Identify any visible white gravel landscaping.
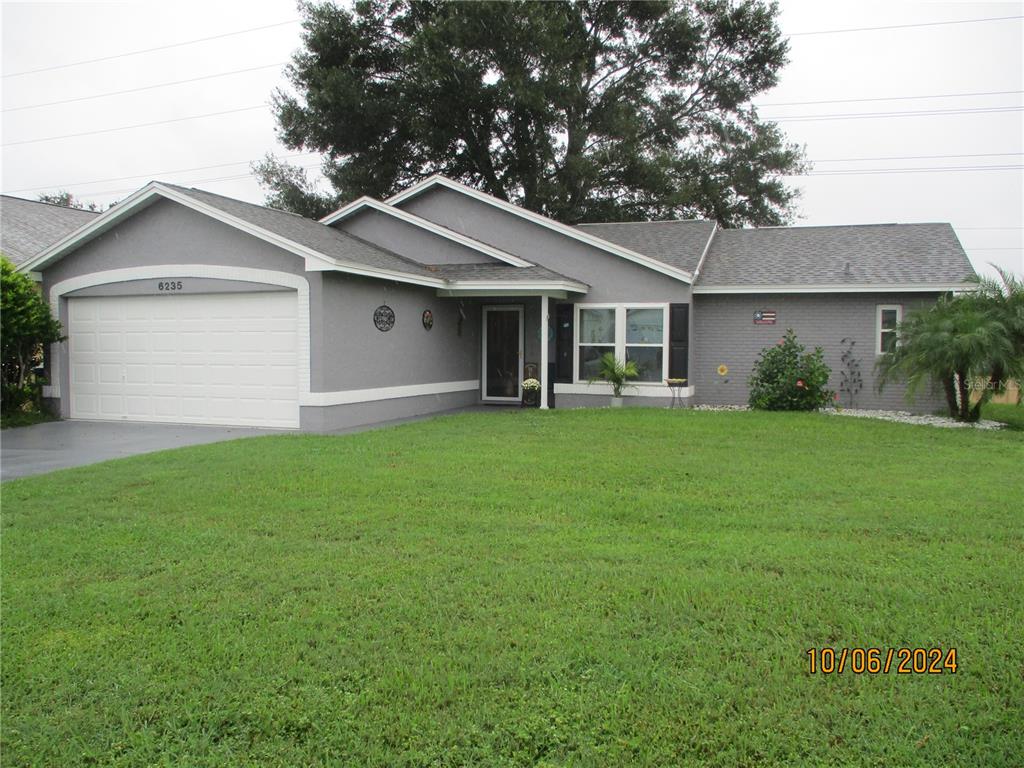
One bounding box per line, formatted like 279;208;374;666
689;403;1004;429
822;408;1004;430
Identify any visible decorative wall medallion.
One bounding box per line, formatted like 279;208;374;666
422;309;434;330
374;305;395;332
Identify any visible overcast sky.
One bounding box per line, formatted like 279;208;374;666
1;1;1021;279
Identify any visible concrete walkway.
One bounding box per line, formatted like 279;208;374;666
1;420;280;481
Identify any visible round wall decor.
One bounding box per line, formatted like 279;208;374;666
422;309;434;330
373;305;395;332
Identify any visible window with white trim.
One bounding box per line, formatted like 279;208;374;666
877;304;902;354
576;304;668;383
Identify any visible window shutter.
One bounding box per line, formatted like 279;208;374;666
669;303;689;381
555;303;573;382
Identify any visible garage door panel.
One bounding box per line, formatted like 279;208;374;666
68;292;299;428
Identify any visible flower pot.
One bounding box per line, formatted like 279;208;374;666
522;388;539;408
610;396;624;408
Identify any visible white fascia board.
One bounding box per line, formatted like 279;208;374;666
17;183;164;273
438;288;569;299
386;175;694;284
691;224;718;281
17;183;445;290
320;196;534;268
692;283;971;294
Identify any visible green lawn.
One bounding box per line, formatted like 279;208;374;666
2;410;1022;767
983;401;1024;430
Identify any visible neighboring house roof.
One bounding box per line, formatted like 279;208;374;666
694;223;975;293
574;220;717;275
0;195;99;265
384;174;695;283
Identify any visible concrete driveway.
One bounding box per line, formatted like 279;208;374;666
1;420;281;481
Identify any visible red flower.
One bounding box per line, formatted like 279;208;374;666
834;392;840;400
796;379;805;388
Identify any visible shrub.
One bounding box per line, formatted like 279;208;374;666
1;257;63;415
748;329;834;411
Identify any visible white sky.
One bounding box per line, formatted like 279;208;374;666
1;0;1021;279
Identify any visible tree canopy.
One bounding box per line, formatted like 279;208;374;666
256;0;805;224
36;191;100;211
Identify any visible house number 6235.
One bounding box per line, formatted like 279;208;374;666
158;281;184;291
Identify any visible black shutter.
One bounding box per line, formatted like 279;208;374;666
669;303;689;381
555;303;574;382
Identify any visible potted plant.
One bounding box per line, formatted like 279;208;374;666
522;377;541;407
589;352;639;407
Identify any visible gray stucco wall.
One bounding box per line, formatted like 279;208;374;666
334;207;491;264
397;186;693;304
316;272;480;390
37;198;486;429
692;292;947;412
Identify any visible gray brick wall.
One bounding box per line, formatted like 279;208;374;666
692;292;947;412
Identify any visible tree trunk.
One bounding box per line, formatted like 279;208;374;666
942;375;958;418
956;369;971;421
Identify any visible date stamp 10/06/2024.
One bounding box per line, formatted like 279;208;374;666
806;647;958;675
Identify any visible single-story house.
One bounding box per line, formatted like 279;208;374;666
11;175;974;430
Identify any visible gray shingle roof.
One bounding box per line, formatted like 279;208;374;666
428;262;587;285
575;220;716;274
164;184;439;278
1;195;99;264
697;223;975;287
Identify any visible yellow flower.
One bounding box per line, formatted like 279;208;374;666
717;364;729;376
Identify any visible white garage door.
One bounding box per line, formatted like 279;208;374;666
68;291;300;428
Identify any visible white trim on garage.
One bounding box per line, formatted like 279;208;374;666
47;266;311;402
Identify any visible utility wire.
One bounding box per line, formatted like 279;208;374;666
1;153;321;194
2;20;299;78
814;151;1023;162
0;105;268;147
756;89;1024;107
767;105;1023;122
787;14;1023;36
2;63;288;113
797;165;1023;176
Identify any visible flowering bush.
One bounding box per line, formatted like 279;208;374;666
522;378;541;391
748;329;834;411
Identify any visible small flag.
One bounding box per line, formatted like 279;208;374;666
753;310;777;325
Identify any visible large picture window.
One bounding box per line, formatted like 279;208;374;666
575;304;668;383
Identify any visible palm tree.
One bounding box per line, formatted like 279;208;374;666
967;266;1024;399
878;291;1014;421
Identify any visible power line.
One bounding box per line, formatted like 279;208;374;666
2;19;299;78
0;105;268;147
797;165;1023;176
814;152;1024;162
2;63;288;113
957;226;1024;230
787;15;1023;36
1;153;320;194
71;161;325;199
756;89;1024;107
767;105;1023;122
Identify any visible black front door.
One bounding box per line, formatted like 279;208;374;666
484;307;521;399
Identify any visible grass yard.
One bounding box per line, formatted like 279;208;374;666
983;401;1024;430
2;409;1022;767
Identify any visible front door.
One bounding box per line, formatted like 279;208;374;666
482;305;523;401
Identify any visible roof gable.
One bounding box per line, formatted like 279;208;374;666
320;196;533;267
574;220;717;276
385;175;693;283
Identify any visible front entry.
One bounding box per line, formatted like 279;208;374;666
482;305;523;402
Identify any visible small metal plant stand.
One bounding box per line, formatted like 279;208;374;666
666;378;687;408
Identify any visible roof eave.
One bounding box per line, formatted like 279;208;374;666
692;282;975;294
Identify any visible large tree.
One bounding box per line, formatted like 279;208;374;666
256;0;805;224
